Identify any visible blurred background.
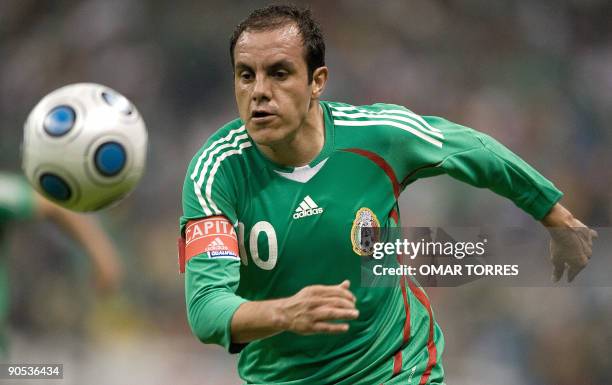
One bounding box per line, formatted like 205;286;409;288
0;0;610;384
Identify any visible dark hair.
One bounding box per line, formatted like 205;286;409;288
230;5;325;83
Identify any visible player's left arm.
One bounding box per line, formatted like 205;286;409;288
399;114;596;282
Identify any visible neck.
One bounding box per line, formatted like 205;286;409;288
257;102;325;167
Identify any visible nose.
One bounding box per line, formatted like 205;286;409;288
252;75;271;103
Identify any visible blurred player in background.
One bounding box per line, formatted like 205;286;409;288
0;172;123;356
180;5;596;384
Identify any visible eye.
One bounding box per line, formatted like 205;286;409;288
239;71;253;81
273;70;289;80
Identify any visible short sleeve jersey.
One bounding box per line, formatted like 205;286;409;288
180;101;562;384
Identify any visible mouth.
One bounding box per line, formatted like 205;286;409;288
251;110;276;123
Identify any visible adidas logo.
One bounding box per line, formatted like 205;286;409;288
293;195;324;219
206;237;227;251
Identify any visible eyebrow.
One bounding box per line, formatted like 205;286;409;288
234;59;296;72
268;59;295;71
234;62;253;73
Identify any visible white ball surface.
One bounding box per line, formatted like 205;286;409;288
22;83;148;211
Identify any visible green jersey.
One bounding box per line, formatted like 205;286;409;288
0;173;36;224
180;101;562;384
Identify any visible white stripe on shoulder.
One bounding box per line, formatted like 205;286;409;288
331;105;442;134
194;135;250;215
333;119;443;148
194;180;213;216
205;141;252;215
191;126;250;216
329;105;356;111
195;133;250;187
190;125;246;180
330;110;443;139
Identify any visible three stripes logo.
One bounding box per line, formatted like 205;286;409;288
206;237;227;252
293;195;324;219
205;236;237;259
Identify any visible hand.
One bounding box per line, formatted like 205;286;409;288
278;280;359;334
542;204;597;283
549;222;597;282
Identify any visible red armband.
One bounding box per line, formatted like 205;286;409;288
178;216;239;273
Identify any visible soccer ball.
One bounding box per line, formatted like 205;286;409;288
22;83;148;212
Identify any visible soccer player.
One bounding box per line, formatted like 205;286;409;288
180;5;596;384
0;172;123;355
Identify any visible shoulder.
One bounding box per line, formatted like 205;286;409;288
182;119;251;220
325;100;428;130
325;101;444;148
325;100;418;115
185;118;253;183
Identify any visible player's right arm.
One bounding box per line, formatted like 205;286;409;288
230;280;358;344
181;141;358;351
182;218;358;348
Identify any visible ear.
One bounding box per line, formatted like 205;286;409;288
311;66;328;99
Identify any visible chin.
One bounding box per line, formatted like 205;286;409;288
246;124;292;147
250;133;286;147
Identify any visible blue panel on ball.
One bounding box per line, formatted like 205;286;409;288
40;173;71;201
44;106;75;136
94;142;126;176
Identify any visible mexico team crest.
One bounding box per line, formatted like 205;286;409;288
351;208;380;256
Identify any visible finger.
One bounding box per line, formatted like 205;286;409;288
585;242;593;259
330;280;355;301
338;280;356;301
551;259;565;283
311;322;350;334
324;298;358;310
319;287;356;303
313;307;359;322
308;285;356;302
307;297;357;310
590;229;598;240
567;263;586;283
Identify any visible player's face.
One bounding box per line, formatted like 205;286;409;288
233;24;318;146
